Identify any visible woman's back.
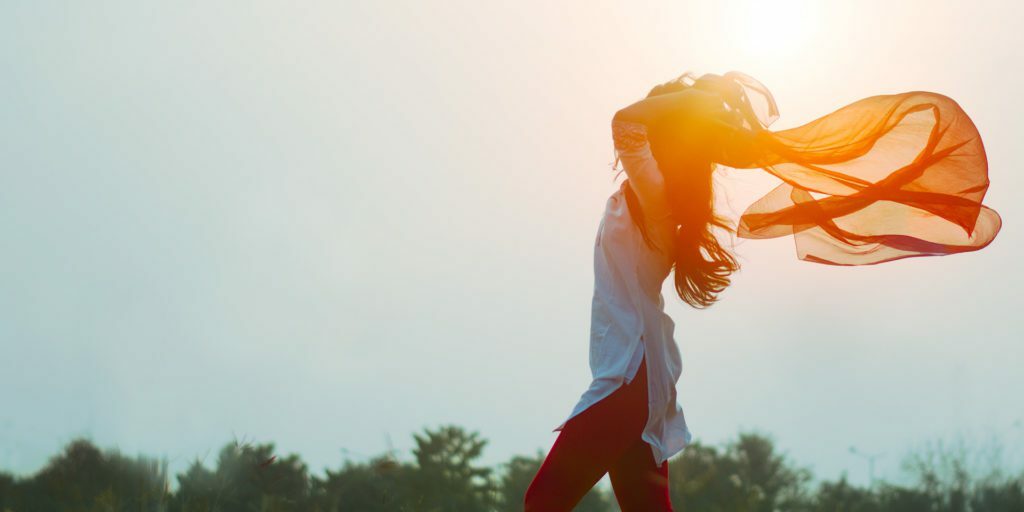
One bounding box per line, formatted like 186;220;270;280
553;119;692;470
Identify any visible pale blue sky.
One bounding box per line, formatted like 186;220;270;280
2;0;1022;488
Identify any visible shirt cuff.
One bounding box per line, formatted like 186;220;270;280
612;119;649;152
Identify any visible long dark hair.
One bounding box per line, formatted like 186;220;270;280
622;75;743;309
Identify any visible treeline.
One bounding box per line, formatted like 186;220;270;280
1;424;1022;511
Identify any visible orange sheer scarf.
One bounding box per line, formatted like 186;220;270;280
703;71;1001;265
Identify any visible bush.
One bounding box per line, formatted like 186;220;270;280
1;428;1022;512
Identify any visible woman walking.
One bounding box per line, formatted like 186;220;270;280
523;71;1001;511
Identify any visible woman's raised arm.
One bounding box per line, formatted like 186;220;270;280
612;88;701;127
614;87;755;155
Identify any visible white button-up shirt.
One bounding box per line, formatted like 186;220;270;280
553;119;692;469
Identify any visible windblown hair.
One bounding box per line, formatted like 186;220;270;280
622;75;742;309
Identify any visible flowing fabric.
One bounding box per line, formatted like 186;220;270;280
688;71;1002;265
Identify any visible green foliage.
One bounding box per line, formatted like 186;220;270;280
407;425;496;511
494;449;611;512
315;424;611;511
1;428;1023;511
312;454;417;512
0;438;170;512
170;438;311;512
495;451;544;512
668;432;810;512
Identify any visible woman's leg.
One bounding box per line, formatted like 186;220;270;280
521;416;618;511
523;357;650;512
607;438;673;511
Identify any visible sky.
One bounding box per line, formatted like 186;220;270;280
2;0;1023;490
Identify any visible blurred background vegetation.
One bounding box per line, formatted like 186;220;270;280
1;425;1022;512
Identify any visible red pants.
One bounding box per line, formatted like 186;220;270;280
524;354;673;511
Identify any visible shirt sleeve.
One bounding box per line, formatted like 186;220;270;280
611;119;676;244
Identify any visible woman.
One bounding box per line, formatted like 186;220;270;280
523;71;1001;511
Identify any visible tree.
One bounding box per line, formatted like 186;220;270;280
0;471;18;512
495;449;613;512
3;425;1024;511
312;455;418;512
170;438;310;512
496;451;544;512
969;478;1024;512
407;424;497;512
808;475;880;512
668;432;810;512
8;438;169;512
730;432;811;511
